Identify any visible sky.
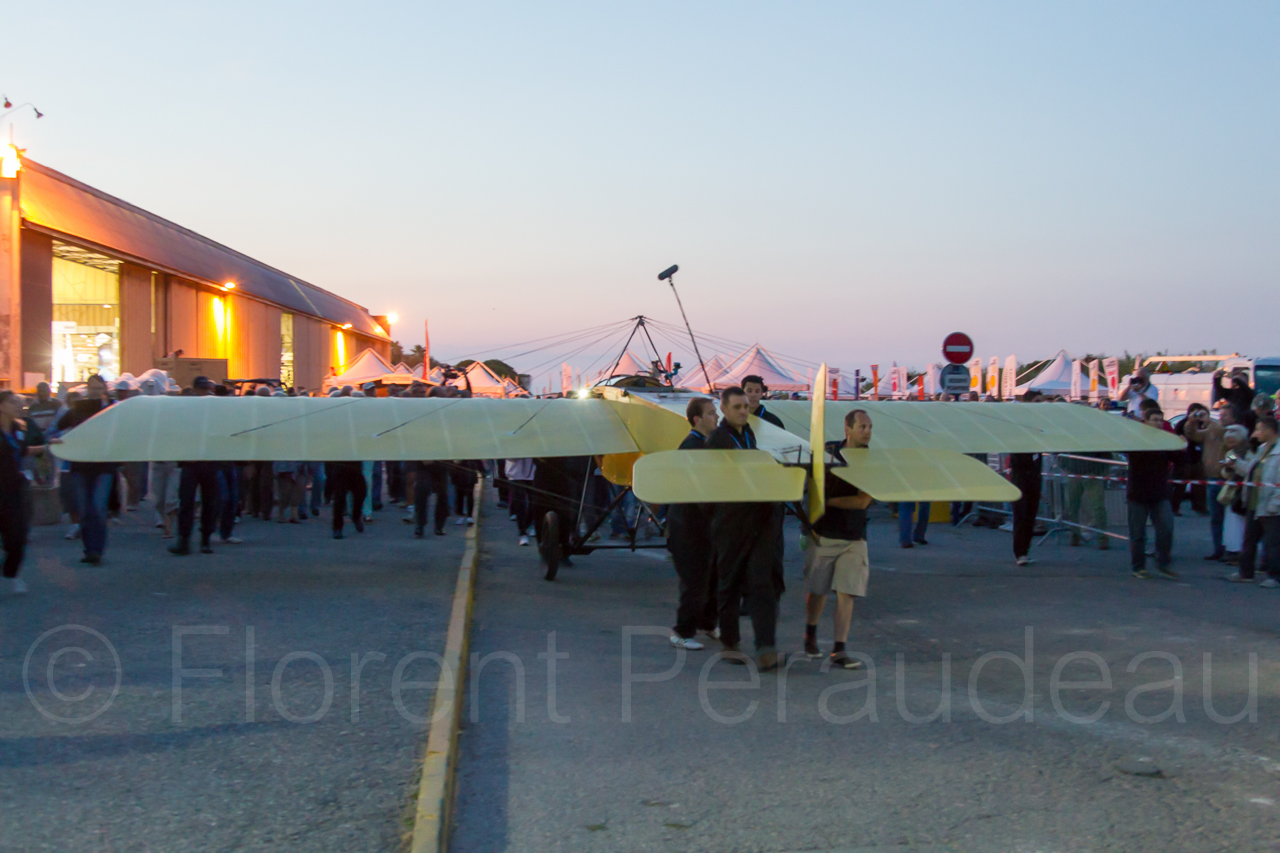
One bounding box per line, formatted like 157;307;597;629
5;2;1277;387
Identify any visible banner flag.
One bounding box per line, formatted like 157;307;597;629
968;358;982;393
1089;360;1100;402
1002;355;1017;399
1070;360;1083;400
987;356;999;396
1104;357;1120;398
871;364;879;400
561;363;572;396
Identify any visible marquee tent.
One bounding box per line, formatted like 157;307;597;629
711;345;808;393
675;354;728;391
1014;350;1080;396
392;362;413;375
449;360;512;398
594;351;653;384
323;348;394;391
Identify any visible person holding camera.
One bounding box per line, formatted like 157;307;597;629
1229;415;1280;587
1185;403;1239;560
1213;367;1254;412
1118;367;1159;419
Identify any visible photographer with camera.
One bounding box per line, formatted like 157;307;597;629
1184;403;1237;560
1118;367;1159;419
1213;367;1254;412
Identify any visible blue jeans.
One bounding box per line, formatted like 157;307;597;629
218;465;238;539
1127;499;1174;571
899;502;929;545
371;462;383;508
73;470;115;557
308;463;326;513
1207;484;1225;556
610;484;636;536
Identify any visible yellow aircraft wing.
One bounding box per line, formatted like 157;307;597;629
631;449;806;504
51;396;679;462
767;400;1184;453
808;365;827;523
645;395;810;463
832;448;1021;503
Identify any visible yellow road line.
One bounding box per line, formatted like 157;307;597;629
410;480;482;853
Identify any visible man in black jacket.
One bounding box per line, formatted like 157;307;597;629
1127;406;1177;580
171;377;221;556
57;375;116;565
707;387;783;671
667;397;720;650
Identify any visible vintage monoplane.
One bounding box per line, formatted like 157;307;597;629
54;363;1182;578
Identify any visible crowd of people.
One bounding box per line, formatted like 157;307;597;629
3;366;1278;667
0;373;491;595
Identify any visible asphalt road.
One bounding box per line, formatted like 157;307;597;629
454;493;1280;853
0;502;465;853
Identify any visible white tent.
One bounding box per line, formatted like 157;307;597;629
450;361;510;398
1014;350;1080;396
594;351;652;384
392;362;413;375
711;345;808;393
501;377;530;398
676;354;728;391
324;348;394;390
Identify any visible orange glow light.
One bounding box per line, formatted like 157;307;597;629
342;323;352;330
223;281;236;290
0;144;20;179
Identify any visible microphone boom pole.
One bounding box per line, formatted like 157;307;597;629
658;265;713;392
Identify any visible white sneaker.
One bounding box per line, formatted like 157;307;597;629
701;627;721;640
509;513;517;521
519;535;530;546
455;517;466;526
11;577;27;594
1016;556;1034;566
64;524;81;540
669;635;704;650
467;517;475;526
219;535;243;544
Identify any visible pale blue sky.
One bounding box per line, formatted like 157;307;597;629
6;2;1277;385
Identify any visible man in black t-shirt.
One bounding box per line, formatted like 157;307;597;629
667;397;720;650
803;408;874;670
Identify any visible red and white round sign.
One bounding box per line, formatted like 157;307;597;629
942;332;973;365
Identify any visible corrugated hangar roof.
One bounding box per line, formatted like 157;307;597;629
19;159;388;340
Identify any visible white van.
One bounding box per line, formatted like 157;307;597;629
1146;356;1280;418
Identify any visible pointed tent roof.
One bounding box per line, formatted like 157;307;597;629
501;377;529;397
711;345;808;392
597;351;652;383
450;361;510;397
324;348;394;389
392;362;413;375
1015;350;1079;395
676;354;728;390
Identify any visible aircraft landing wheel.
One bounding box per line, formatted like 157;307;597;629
541;511;561;581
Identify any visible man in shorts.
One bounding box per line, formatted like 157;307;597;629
803;408;874;670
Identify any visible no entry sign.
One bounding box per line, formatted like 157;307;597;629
942;332;973;365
